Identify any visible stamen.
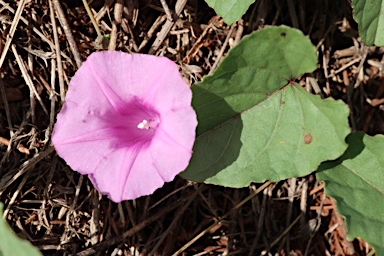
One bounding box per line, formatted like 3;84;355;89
137;119;150;129
137;118;159;130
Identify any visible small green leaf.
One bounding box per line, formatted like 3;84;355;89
352;0;384;46
317;132;384;255
205;0;255;24
0;204;42;256
181;26;350;186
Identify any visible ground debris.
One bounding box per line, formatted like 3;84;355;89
0;0;379;255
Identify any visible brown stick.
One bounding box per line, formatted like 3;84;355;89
49;0;65;103
108;0;124;51
0;0;26;69
52;0;82;68
0;136;29;154
148;0;187;54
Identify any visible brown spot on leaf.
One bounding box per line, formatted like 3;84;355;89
280;101;285;104
304;133;313;144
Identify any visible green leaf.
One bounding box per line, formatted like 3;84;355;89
181;26;351;186
205;0;255;24
193;26;318;136
0;204;42;256
183;84;350;186
317;132;384;255
352;0;384;46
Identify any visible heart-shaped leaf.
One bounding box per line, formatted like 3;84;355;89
193;26;319;136
317;132;384;255
181;26;350;186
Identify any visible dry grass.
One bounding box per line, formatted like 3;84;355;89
0;0;382;255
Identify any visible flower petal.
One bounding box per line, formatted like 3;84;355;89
89;146;165;202
52;51;197;202
155;107;198;155
52;101;114;174
84;51;192;113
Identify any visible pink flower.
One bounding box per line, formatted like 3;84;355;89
52;51;197;202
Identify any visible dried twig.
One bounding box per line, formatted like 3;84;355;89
304;192;325;256
172;181;271;256
0;0;26;69
148;0;187;54
234;19;244;45
248;185;268;256
74;193;197;256
138;15;166;52
285;178;296;253
82;0;104;48
3;168;31;218
0;146;55;195
261;213;303;253
183;16;221;64
49;0;64;103
0;0;55;49
0;136;29;154
52;0;82;68
160;0;173;21
208;23;236;75
108;0;124;50
0;74;13;137
11;44;49;116
149;185;203;254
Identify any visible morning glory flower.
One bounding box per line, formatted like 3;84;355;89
52;51;197;202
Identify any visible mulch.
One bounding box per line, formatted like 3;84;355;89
0;0;381;255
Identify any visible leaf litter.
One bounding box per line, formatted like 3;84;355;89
0;0;381;255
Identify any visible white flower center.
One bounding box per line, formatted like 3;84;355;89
137;119;158;130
